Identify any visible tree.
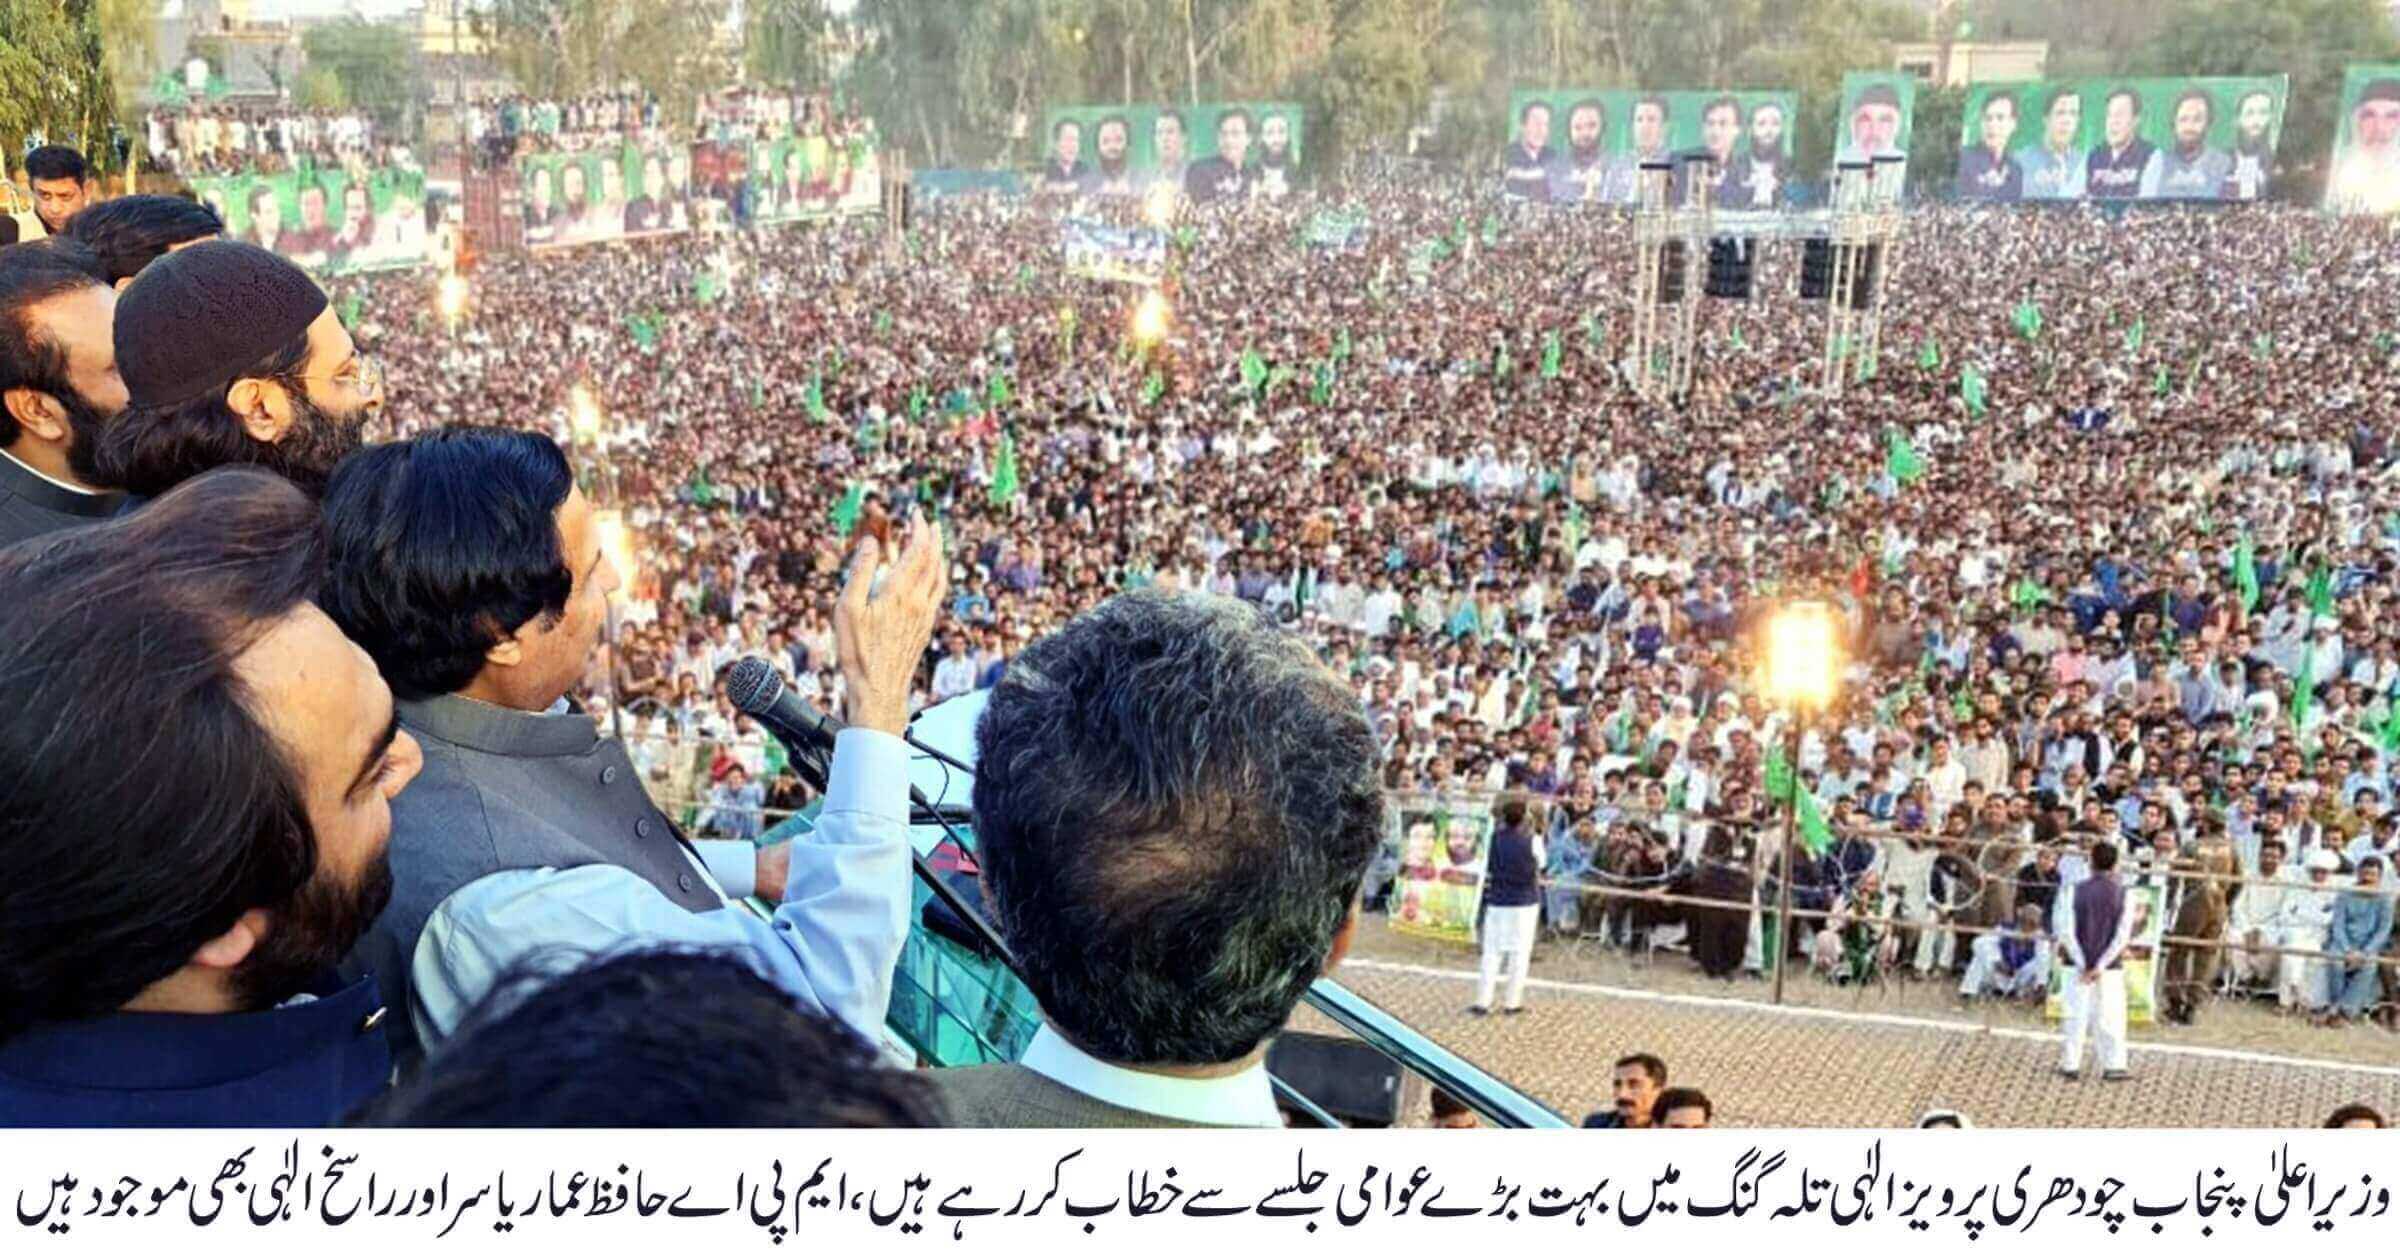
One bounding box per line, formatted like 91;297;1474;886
301;18;415;126
0;0;120;174
746;0;835;87
475;0;732;129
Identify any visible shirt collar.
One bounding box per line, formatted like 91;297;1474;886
400;692;602;758
0;447;120;515
1019;1025;1282;1128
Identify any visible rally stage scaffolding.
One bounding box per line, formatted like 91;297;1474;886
1627;155;1907;404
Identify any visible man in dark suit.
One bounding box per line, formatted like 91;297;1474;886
0;240;125;547
931;590;1383;1127
0;470;423;1126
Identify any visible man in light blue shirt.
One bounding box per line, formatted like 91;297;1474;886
323;429;949;1064
2017;87;2088;200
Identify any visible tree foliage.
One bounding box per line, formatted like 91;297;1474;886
301;18;416;125
0;0;120;173
474;0;733;131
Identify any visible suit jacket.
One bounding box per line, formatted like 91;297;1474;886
0;450;121;551
928;1063;1260;1129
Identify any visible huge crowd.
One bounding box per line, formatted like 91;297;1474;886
328;181;2400;1032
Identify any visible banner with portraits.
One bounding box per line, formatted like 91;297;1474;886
1833;71;1916;190
1036;103;1304;204
1060;218;1167;286
2326;64;2400;215
743;132;882;225
1501;89;1802;208
1956;77;2288;203
190;165;429;276
1386;794;1493;948
519;141;695;250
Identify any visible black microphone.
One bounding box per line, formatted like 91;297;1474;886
724;656;838;793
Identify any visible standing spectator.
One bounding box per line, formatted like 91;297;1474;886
2058;841;2133;1081
1473;795;1543;1016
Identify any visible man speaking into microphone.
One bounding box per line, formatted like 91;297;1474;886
320;428;945;1067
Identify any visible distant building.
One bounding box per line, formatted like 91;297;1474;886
1893;41;2049;89
152;0;304;105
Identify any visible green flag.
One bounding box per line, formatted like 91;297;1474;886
1332;327;1352;364
1730;325;1748;353
2380;697;2400;754
1563;500;1588;557
1310;359;1335;406
1539;330;1562;379
2252;333;2274;360
907;387;928;420
1014;262;1033;293
1918;336;1941;369
1493;342;1512;379
1960;365;1988;419
874;310;892;336
2154;366;2172;397
988;430;1020;507
1239;348;1268;395
693;270;724;304
2125;317;2144;354
1762;746;1833;857
1886;429;1927;485
2294;639;2318;732
1141;371;1165;407
2011;578;2052;611
626;312;661;350
1582;313;1601;349
2305;564;2334;619
829;481;864;537
337;290;365;330
803;369;831;424
989;374;1011;411
2011;300;2042;339
2233;535;2260;613
748;375;765;410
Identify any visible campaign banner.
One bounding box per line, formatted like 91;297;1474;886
1387;794;1492;947
1037;103;1304;204
1834;71;1916;192
1500;89;1801;207
520;141;695;250
2045;875;2168;1027
2326;64;2400;215
1957;77;2288;203
191;165;428;276
1060;218;1167;286
1305;206;1367;250
744;132;881;225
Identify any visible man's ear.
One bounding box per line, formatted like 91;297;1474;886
226;377;295;445
1321;900;1361;977
1;386;66;445
187;908;269;972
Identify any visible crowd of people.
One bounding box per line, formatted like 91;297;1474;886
460;90;666;162
5;130;2400;1130
325;177;2400;1037
142;103;403;178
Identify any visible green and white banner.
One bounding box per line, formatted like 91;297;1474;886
1502;89;1802;207
191;164;429;276
1956;77;2288;203
2326;64;2400;215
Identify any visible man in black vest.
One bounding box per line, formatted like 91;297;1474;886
2058;839;2134;1080
0;470;421;1125
1475;795;1544;1015
322;428;944;1070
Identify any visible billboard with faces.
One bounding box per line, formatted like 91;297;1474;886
189;164;429;276
520;141;697;250
1956;77;2288;203
2326;64;2400;215
1501;89;1803;207
1832;71;1916;193
1037;103;1304;203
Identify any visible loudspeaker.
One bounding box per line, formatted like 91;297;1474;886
1705;235;1755;300
1799;237;1833;301
1846;242;1881;311
1267;1033;1405;1127
1656;239;1687;304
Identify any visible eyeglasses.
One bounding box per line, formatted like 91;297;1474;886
285;352;383;398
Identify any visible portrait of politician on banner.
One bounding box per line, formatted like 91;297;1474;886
2327;65;2400;215
1039;103;1304;204
1388;796;1493;948
191;165;429;276
1502;89;1799;207
1835;71;1914;183
1960;78;2285;204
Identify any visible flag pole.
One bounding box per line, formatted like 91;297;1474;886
1771;711;1803;1007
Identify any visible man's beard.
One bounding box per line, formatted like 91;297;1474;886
227;850;393;1012
58;388;117;486
1099;154;1126;177
261;393;370;496
1571;141;1602;167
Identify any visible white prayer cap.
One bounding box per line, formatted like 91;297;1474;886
2308;849;2341;873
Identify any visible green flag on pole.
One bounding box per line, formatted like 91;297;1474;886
989;374;1012;411
2154;366;2172;397
2011;300;2042;339
829;481;864;537
1239;348;1268;395
988;431;1020;507
2125;317;2144;354
1141;371;1165;407
1539;330;1562;379
1960;364;1988;418
2294;639;2319;732
1763;746;1833;857
2380;697;2400;754
1918;336;1941;369
1310;359;1336;406
803;369;831;424
907;387;928;420
2305;563;2335;619
1886;428;1927;485
2234;534;2260;613
626;311;660;350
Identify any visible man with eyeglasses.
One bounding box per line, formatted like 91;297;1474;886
94;241;385;508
